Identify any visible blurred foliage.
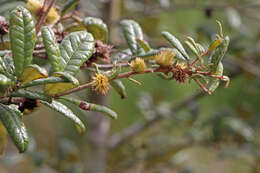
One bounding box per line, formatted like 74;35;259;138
0;0;260;173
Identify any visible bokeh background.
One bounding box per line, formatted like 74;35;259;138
0;0;260;173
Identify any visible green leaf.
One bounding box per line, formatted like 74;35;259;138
0;74;12;86
120;20;144;55
60;97;118;119
61;0;80;17
9;6;36;77
20;64;48;85
40;100;86;133
161;31;189;60
59;31;95;76
7;89;52;103
82;17;108;43
208;62;223;93
42;26;63;72
21;76;67;88
0;103;28;153
110;80;127;99
209;36;229;72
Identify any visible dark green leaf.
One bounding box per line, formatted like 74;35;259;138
7;89;52;103
0;103;28;153
21;76;67;88
42;26;63;72
9;6;36;77
110;80;127;99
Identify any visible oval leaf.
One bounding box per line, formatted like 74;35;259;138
9;6;36;77
83;17;108;43
120;20;144;55
0;74;12;86
59;31;95;76
0;104;28;153
110;80;127;99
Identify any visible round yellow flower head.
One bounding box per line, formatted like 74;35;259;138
155;50;175;67
130;58;146;72
26;0;59;24
92;73;110;95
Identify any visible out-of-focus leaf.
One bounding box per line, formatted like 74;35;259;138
20;64;48;85
7;89;52;103
40;100;86;133
83;17;108;43
59;31;94;76
185;40;200;57
208;38;223;53
0;103;28;153
226;8;241;29
60;97;118;119
42;26;63;72
61;0;80;17
0;121;7;156
209;36;229;72
44;72;79;95
110;80;127;99
9;6;36;77
0;74;12;86
208;62;223;93
161;31;189;60
120;20;144;55
136;38;152;52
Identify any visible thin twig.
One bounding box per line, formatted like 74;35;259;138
36;0;57;36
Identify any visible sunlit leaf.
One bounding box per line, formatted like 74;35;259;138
0;121;7;156
0;74;12;86
20;64;48;85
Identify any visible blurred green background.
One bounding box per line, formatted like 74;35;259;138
0;0;260;173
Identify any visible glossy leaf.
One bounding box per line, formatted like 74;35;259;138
42;26;63;72
7;89;52;103
60;97;118;119
40;100;86;133
44;72;79;95
161;31;189;60
0;121;7;156
0;104;28;153
110;80;127;99
20;64;48;85
61;0;80;16
120;20;144;55
22;76;67;88
59;31;94;76
9;6;36;77
0;74;12;86
83;17;108;43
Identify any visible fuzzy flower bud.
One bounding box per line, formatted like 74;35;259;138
155;50;175;67
92;73;110;95
130;58;146;72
